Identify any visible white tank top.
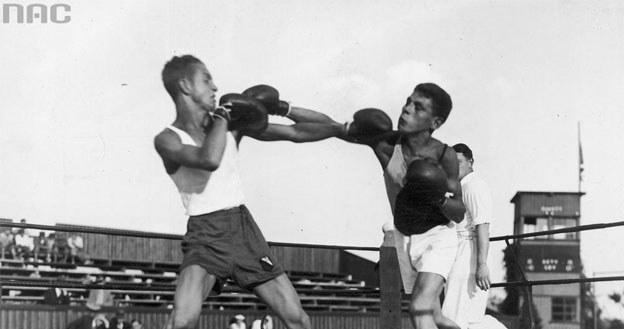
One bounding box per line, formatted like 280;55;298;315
167;125;245;216
382;140;450;216
383;141;407;215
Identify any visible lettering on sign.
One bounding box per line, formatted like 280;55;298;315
541;205;563;215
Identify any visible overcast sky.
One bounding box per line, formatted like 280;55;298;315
1;0;624;297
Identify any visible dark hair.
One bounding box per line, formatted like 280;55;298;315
162;55;204;99
414;83;452;123
452;143;473;161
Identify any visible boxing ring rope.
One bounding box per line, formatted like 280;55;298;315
0;222;379;251
2;220;624;329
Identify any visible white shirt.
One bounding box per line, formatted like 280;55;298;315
455;172;492;232
15;233;34;249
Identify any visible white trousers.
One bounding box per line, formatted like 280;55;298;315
442;234;489;329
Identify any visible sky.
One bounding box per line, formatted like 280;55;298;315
1;0;624;298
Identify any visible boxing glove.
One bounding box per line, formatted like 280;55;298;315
345;108;393;143
219;93;269;133
403;159;448;205
393;159;449;235
242;84;291;116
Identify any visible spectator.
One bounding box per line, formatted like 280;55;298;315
67;233;85;264
14;229;34;260
228;314;247;329
251;315;273;329
85;277;114;309
130;319;143;329
66;310;109;329
45;232;56;262
33;232;49;262
110;308;131;329
16;218;40;239
54;232;69;262
43;287;71;305
0;228;13;259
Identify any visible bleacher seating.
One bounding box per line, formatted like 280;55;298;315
1;256;398;313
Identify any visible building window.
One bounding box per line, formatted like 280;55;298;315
523;217;549;239
552;297;577;322
551;218;578;239
523;217;578;240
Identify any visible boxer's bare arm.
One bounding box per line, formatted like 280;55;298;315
286;106;339;124
245;122;344;143
154;120;229;173
368;132;401;170
439;147;465;222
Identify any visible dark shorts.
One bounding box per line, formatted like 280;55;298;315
180;205;283;292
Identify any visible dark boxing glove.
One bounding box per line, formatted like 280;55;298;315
242;84;291;116
393;159;449;235
219;93;269;133
212;106;231;123
345;108;393;144
403;159;448;206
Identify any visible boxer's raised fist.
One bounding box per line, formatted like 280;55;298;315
242;84;291;116
219;93;269;133
345;108;393;144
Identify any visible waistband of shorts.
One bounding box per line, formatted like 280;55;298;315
189;205;247;219
456;230;476;239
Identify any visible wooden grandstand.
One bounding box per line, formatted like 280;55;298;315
0;221;420;329
1;258;393;313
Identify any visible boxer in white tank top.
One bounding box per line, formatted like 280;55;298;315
154;55;344;329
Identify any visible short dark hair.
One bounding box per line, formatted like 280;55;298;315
414;83;452;123
162;55;203;99
453;143;473;161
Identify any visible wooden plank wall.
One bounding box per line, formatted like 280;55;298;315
55;224;184;264
54;224;343;273
270;246;341;273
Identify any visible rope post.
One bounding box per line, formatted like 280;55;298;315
380;230;402;329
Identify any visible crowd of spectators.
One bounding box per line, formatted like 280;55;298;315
66;307;145;329
228;314;274;329
0;219;85;264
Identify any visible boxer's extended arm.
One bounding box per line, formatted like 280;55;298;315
475;223;491;290
286;106;339;124
439;148;466;222
154;119;229;172
247;122;344;142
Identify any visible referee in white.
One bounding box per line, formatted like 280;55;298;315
442;143;500;329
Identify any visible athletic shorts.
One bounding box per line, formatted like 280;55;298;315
394;224;457;293
180;205;284;292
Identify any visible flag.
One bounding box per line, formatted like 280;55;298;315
578;122;584;182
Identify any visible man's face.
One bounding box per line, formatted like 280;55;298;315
397;91;440;134
188;63;218;111
456;152;473;180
